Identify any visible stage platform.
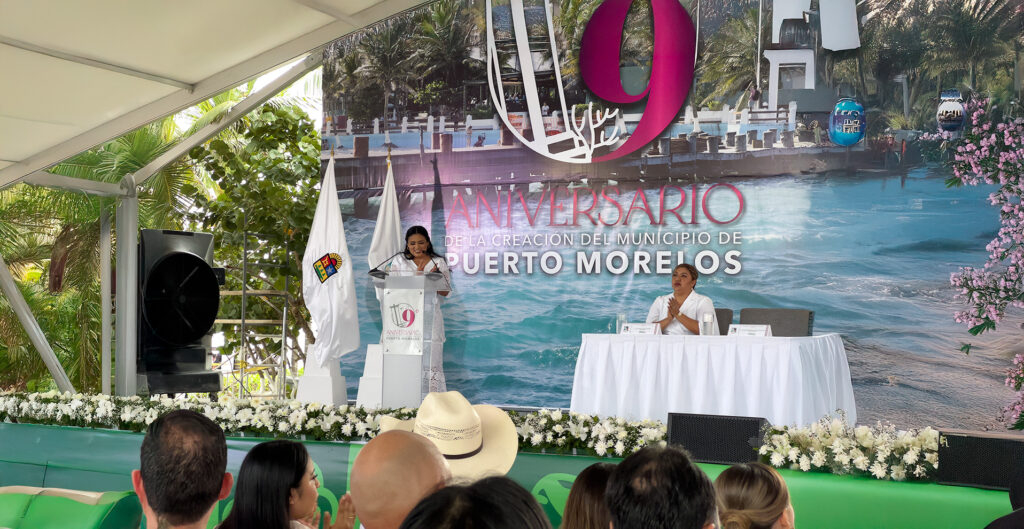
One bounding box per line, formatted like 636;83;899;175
0;422;1011;529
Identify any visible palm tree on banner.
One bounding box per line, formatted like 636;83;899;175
697;7;769;108
412;0;479;92
358;18;414;127
925;0;1020;90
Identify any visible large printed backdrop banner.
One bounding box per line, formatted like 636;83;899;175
320;0;1018;429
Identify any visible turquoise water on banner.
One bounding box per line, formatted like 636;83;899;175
338;167;1018;429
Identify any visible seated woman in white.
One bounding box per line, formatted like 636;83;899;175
646;263;719;335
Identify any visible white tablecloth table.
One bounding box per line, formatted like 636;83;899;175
569;333;856;426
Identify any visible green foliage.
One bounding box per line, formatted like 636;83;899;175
0;282;91;391
356;18;415;120
187;104;321;368
924;0;1019;90
0;117;199;393
697;7;769;107
884;111;914;131
412;80;445;106
345;84;385;125
410;0;479;89
469;103;496;120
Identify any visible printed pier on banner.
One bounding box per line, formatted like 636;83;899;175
302;156;359;367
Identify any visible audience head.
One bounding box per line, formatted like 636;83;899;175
561;463;614;529
379;391;518;480
714;463;794;529
399;476;552;529
350;430;451;529
219;440;318;529
132;409;232;529
605;445;717;529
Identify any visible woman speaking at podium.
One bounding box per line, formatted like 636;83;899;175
386;226;452;391
646;263;719;335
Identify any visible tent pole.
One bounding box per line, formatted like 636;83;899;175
0;253;75;393
100;206;112;395
114;177;139;396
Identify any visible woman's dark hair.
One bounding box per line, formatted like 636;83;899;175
560;463;614;529
605;445;717;529
399;476;552;529
402;225;440;259
218;440;310;529
714;463;790;529
674;263;699;283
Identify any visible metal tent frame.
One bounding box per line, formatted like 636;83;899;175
0;0;428;395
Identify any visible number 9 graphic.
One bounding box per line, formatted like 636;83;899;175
402;308;416;328
579;0;696;161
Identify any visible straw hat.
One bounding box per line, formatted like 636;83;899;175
379;391;518;479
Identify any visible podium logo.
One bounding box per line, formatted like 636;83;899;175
484;0;696;163
389;303;417;328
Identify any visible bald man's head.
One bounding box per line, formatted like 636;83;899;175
350;430;451;529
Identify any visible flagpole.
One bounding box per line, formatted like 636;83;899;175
756;0;764;89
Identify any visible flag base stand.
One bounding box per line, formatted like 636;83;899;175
356;343;424;409
295;359;347;406
356;344;383;409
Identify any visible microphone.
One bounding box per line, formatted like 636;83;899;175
427;257;453;292
368;250;405;279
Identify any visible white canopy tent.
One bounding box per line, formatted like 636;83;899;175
0;0;426;395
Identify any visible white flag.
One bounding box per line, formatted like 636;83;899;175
302;157;359;366
367;160;403;269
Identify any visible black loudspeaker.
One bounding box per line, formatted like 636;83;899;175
137;229;221;395
938;429;1024;490
667;413;769;464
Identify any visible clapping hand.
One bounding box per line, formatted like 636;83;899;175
320;494;357;529
667;297;681;318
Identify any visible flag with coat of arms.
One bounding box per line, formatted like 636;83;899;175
302;156;359;366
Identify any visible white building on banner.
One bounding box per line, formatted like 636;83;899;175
763;0;861;113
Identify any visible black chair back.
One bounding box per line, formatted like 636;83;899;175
738;308;814;337
714;308;733;335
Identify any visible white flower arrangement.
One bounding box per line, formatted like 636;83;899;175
0;391;669;458
758;413;941;482
508;408;668;457
0;393;943;481
0;390;411;442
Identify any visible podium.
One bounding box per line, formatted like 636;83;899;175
357;270;448;409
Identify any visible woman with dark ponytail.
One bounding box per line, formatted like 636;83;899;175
713;463;795;529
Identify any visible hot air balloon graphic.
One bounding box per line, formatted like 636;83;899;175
937;89;966;132
829;98;866;147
